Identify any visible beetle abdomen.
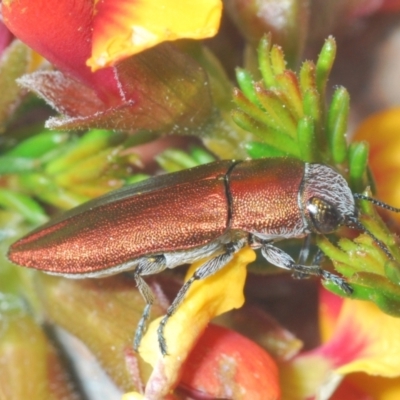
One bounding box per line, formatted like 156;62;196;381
8;161;235;274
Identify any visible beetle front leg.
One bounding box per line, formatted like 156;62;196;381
133;255;167;351
294;235;313;279
157;239;246;356
259;242;353;295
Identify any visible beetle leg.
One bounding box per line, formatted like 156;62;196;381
295;235;312;279
294;237;325;279
298;235;312;265
259;242;353;295
133;255;166;351
311;248;325;265
157;239;246;356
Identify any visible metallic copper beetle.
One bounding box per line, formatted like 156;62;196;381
8;158;400;354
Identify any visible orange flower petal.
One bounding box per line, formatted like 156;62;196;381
136;246;256;398
353;108;400;223
347;373;400;400
88;0;223;70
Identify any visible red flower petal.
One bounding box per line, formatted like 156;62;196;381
179;324;280;400
2;0;121;104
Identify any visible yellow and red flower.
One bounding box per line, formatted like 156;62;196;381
2;0;222;133
278;287;400;399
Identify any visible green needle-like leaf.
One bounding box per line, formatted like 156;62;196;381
254;85;298;137
156;149;200;172
0;190;47;225
299;61;316;93
326;86;349;164
270;45;286;76
231;110;299;156
316;36;336;104
245;142;287;159
45;129;120;176
348;141;369;192
297;117;317;162
232;88;281;130
275;71;303;120
6;131;69;158
258;34;275;88
235;68;259;106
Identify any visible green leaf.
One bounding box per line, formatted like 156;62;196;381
316;36;336;103
326;86;349;164
45;129;117;176
6;131;69;158
245;142;286;158
235;68;259;106
0;189;47;225
297;117;317;162
0;41;31;133
258;34;275;88
156;149;200;172
189;147;215;165
254;85;298;137
348;141;369;192
231;109;299;156
0;156;38;174
275;71;303;120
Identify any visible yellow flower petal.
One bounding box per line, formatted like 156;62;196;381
88;0;223;70
138;246;256;398
279;355;335;399
121;393;144;400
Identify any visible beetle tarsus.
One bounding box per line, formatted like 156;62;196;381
133;255;166;352
319;270;353;295
156;239;246;356
259;241;352;294
134;303;152;351
157;313;170;356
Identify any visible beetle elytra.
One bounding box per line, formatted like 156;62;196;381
8;158;400;355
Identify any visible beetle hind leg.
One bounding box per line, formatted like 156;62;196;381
157;239;246;356
133;255;167;351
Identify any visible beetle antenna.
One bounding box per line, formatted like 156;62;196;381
345;215;394;260
354;194;400;213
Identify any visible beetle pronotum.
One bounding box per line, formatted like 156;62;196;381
8;158;400;355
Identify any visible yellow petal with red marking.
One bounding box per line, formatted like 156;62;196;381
332;299;400;376
88;0;223;70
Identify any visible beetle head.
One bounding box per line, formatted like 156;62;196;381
302;163;400;260
302;164;356;235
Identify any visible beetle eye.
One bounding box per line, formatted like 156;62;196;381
307;197;343;234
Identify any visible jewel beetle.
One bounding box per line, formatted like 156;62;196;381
7;157;400;355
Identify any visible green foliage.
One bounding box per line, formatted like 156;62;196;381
232;33;400;309
233;33;370;192
156;147;215;173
